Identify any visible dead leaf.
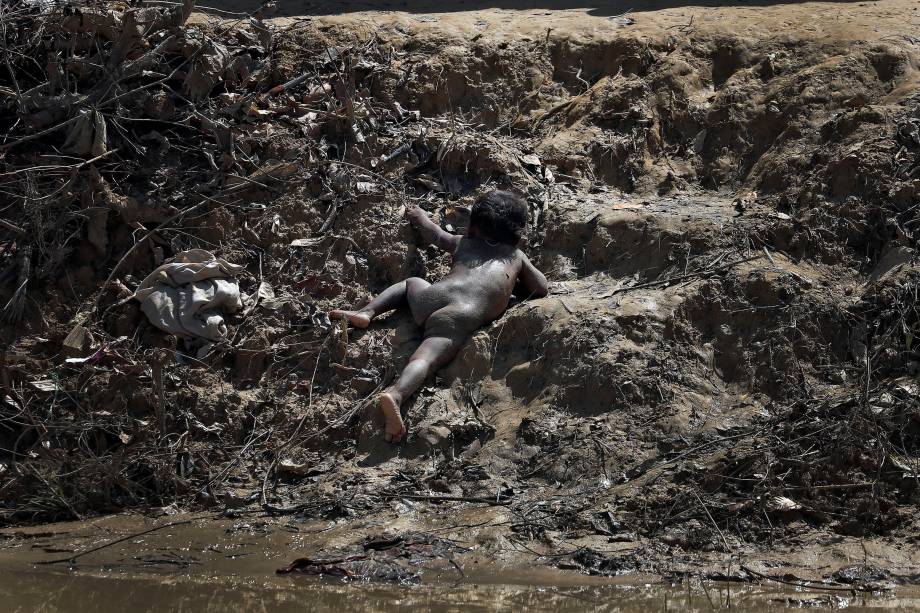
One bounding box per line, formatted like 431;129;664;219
63;109;107;157
888;454;918;477
246;103;273;117
294;274;342;298
290;237;324;248
765;495;801;513
184;40;231;101
277;459;311;478
31;379;58;393
414;175;445;192
149;503;181;517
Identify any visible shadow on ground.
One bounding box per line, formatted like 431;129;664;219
211;0;875;18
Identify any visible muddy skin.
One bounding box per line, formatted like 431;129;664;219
332;204;548;442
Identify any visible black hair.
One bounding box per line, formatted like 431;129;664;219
469;190;528;246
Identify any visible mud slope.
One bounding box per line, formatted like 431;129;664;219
0;0;919;584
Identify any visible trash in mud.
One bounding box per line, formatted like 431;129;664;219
563;548;645;577
278;533;461;583
134;249;244;356
830;565;891;586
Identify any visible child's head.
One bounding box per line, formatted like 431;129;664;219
469;190;528;246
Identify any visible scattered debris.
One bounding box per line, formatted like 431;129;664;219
278;532;460;583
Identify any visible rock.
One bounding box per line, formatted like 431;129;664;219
418;425;452;447
277;459;312;479
62;324;92;358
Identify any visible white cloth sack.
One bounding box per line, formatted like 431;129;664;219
134;249;244;350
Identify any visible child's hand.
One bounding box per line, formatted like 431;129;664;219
406;205;428;227
405;204;460;253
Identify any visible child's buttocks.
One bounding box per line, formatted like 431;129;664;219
408;281;452;325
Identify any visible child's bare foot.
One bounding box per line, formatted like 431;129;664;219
329;309;372;329
379;391;407;443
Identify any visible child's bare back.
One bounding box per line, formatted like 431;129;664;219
331;191;548;443
409;237;535;335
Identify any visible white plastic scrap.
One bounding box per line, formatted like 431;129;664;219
134;249;244;356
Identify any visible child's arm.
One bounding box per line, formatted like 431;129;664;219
515;253;549;299
406;206;461;253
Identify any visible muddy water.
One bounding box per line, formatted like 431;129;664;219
2;515;918;612
3;568;919;613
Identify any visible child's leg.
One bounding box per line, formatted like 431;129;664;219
379;335;463;442
330;277;430;328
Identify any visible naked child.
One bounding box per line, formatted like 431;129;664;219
331;190;548;442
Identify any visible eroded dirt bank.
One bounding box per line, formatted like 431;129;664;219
1;0;919;588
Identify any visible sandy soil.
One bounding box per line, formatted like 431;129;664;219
237;0;920;41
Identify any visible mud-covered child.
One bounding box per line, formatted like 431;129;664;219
331;190;548;443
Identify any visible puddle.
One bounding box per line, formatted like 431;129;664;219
2;566;919;612
2;514;918;611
